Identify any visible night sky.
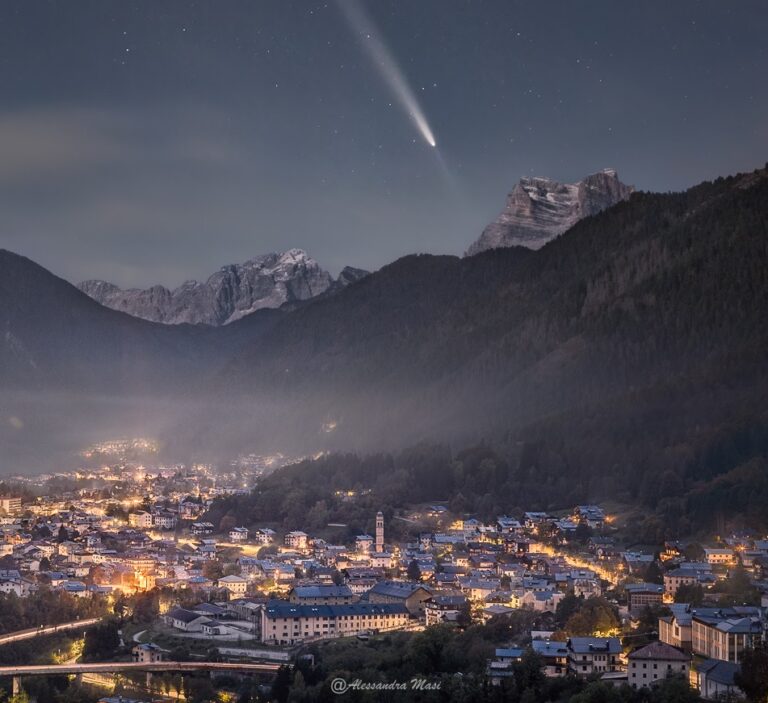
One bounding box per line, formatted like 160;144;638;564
1;0;766;287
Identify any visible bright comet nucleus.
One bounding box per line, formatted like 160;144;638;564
337;0;437;149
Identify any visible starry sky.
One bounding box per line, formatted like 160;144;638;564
1;0;766;287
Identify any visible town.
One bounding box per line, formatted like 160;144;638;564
0;444;766;702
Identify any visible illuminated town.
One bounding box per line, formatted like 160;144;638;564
0;438;766;701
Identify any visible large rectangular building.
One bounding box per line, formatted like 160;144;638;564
691;607;764;663
0;497;22;515
261;600;409;645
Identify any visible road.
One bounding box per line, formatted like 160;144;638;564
0;661;281;677
0;618;103;646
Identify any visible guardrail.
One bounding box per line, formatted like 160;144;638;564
0;618;103;645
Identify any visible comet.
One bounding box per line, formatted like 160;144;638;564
337;0;437;148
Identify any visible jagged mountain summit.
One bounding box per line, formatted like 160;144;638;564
79;249;368;326
467;169;634;255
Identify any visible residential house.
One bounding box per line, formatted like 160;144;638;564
284;531;309;551
567;637;623;676
229;527;248;543
367;581;433;616
487;648;524;685
217;574;248;597
532;640;568;677
704;548;736;566
664;567;712;597
625;583;664;615
627;642;690;689
164;607;209;632
692;660;744;700
424;594;468;626
128;512;153;529
132;643;164;663
253;528;276;545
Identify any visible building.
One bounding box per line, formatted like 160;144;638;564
284;531;309;551
375;511;384;553
164;607;209;632
627;641;690;689
355;534;373;553
521;589;564;613
152;512;177;530
704;548;736;566
128;511;153;529
424;594;468;626
625;582;664;615
664;567;710;597
692;659;744;700
253;528;276;545
532;640;568;677
0;497;22;515
488;648;524;685
659;603;693;651
132;643;164;663
691;607;764;663
217;574;248;596
367;581;433;616
229;527;248;542
288;585;356;605
261;600;409;645
190;522;214;536
567;637;623;676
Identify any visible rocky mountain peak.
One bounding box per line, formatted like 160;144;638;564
467;169;634;255
78;250;368;326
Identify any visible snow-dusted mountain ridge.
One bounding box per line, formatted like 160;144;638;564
79;249;368;326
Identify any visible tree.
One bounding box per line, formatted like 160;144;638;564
735;644;768;703
565;597;620;636
169;645;192;662
674;583;704;606
574;521;592;545
555;590;580;627
644;560;663;584
132;591;160;623
83;620;120;661
270;665;292;703
202;559;224;581
407;559;422;582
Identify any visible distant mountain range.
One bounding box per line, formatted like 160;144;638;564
78;249;368;326
75;170;627;326
467;169;633;254
2;165;767;533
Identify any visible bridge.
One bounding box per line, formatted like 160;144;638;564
0;660;281;694
0;618;103;646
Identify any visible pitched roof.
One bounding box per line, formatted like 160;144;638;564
290;585;354;599
567;637;621;654
368;580;430;598
264;599;408;619
166;607;205;624
629;642;690;661
697;659;740;686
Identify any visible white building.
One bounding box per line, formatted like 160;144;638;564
229;527;249;542
284;531;309;551
627;642;690;689
261;600;409;645
128;511;153;528
217;574;248;596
